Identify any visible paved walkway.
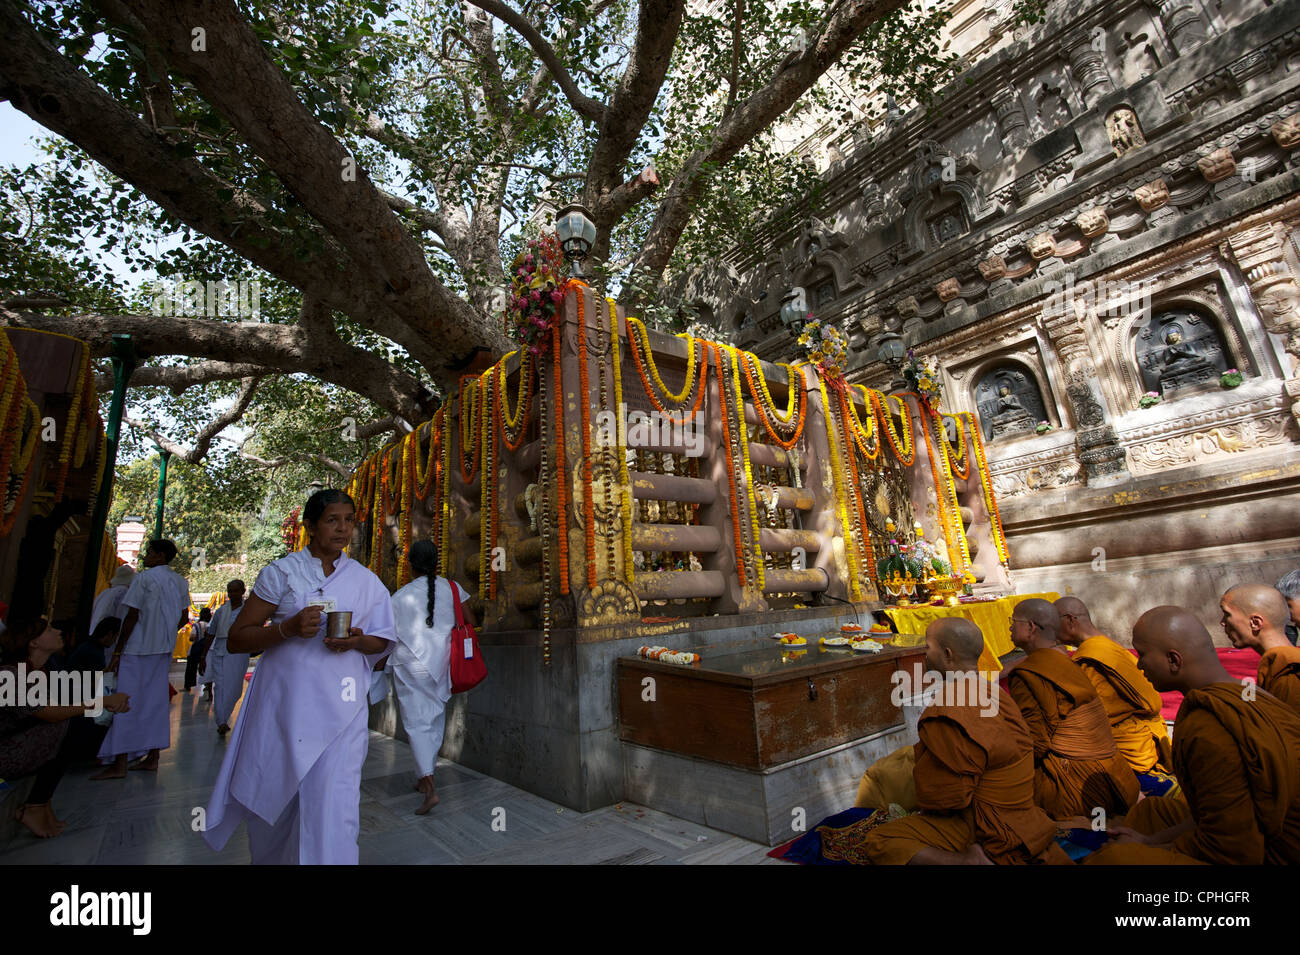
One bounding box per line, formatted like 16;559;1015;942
0;663;781;865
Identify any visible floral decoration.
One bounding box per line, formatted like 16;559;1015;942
1139;391;1162;409
797;317;848;377
504;232;568;355
1219;368;1243;389
901;350;943;408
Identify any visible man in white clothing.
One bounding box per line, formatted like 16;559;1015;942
202;579;250;735
93;539;190;778
90;564;135;635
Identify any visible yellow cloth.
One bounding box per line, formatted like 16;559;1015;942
854;745;917;811
1071;636;1172;774
884;592;1058;673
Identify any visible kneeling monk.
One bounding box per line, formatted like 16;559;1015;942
865;619;1070;865
1005;599;1138;819
1088;607;1300;865
1055;596;1172;775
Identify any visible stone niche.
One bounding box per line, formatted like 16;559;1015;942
1135;308;1230;398
974;361;1050;441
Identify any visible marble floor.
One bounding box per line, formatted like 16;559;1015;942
0;663;783;865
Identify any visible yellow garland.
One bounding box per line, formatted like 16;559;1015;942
919;404;972;577
478;366;494;599
398;433;413;584
966;412;1011;565
875;391;914;463
818;372;862;601
845;384;879;460
726;344;765;591
609;299;635;586
439;401;455;576
627;315;697;406
13;398;40;474
743;351;799;425
497;350;532;434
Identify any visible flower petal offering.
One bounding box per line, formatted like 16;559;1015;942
638;645;701;666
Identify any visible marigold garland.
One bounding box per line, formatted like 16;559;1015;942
740;350;806;450
609;299;635;586
943;413;972;481
845;384;879;462
478;365;497;599
872;391;915;465
51;344;90;502
498;350;534;451
576;290;597;590
833;380;877;585
458;375;481;482
711;342;747;588
967;413;1010;565
724;344;765;590
439;403;455;576
626;316;707;424
819;372;861;601
919;402;972;577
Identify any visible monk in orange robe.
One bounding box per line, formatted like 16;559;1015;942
1087;606;1300;865
1055;596;1172;775
865;618;1070;865
1219;584;1300;713
1004;599;1139;820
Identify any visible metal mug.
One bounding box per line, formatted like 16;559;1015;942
325;610;353;641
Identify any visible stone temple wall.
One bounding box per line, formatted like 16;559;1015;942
695;0;1300;640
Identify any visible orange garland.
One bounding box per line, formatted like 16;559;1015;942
871;390;916;466
943;413;972;481
576;290;597;590
711;342;748;587
919;403;962;576
497;354;534;452
833;380;877;584
740;351;806;449
626;321;708;425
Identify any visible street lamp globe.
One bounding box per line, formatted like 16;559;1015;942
555;203;597;279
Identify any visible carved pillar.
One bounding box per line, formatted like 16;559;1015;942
992;88;1030;154
1225;224;1300;424
1064;29;1116;110
1049;318;1131;484
1153;0;1209;57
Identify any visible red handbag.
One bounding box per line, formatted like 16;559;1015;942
448;582;487;693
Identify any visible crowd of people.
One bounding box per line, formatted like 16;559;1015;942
853;585;1300;865
3;484;1297;864
0;488;475;860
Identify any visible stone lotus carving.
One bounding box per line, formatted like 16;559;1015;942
1075;208;1110;238
1026;233;1057;260
1106;107;1147;158
978;255;1007;281
935;278;961;302
1196;147;1236;183
1134;178;1170;212
1272;115;1300;150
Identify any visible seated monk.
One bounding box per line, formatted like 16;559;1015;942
1055;596;1173;776
1087;606;1300;865
864;618;1070;865
1220;584;1300;714
1005;599;1139;820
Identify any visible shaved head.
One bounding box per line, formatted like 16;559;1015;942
1223;584;1290;631
1009;597;1060;651
1054;595;1091;621
934;618;984;663
1132;606;1227;692
925;618;985;674
1054;595;1099;643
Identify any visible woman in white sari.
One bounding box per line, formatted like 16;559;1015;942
386;541;476;814
202;489;395;864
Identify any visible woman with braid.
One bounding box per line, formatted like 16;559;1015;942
388;541;476;814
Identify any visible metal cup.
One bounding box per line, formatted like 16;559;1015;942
325;610;353;641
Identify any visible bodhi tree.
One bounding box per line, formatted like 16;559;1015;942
0;0;956;460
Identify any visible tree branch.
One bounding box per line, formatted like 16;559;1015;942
123;375;260;464
239;449;354;479
2;306;434;422
463;0;607;122
95;360;269;394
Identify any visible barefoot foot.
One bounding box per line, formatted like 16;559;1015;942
415;788;440;815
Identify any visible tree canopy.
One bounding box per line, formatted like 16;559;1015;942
1;0;957;475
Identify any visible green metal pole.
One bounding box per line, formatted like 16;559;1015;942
77;335;137;631
153;446;172;540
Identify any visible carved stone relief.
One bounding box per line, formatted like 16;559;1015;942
1135;309;1230;397
1107;107;1148;158
975;363;1050;441
1127;415;1293;474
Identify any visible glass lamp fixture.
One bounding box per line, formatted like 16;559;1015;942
555;203;597;279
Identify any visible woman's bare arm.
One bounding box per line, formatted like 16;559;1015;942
226;594;324;653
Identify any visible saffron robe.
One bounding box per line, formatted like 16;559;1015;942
1005;648;1139;819
1257;645;1300;715
1071;636;1173;774
202;549;394;865
865;682;1070;864
1087;682;1300;865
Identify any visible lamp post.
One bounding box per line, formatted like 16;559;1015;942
554;203;597;280
152;443;172;540
877;328;908;392
779;287;808;335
